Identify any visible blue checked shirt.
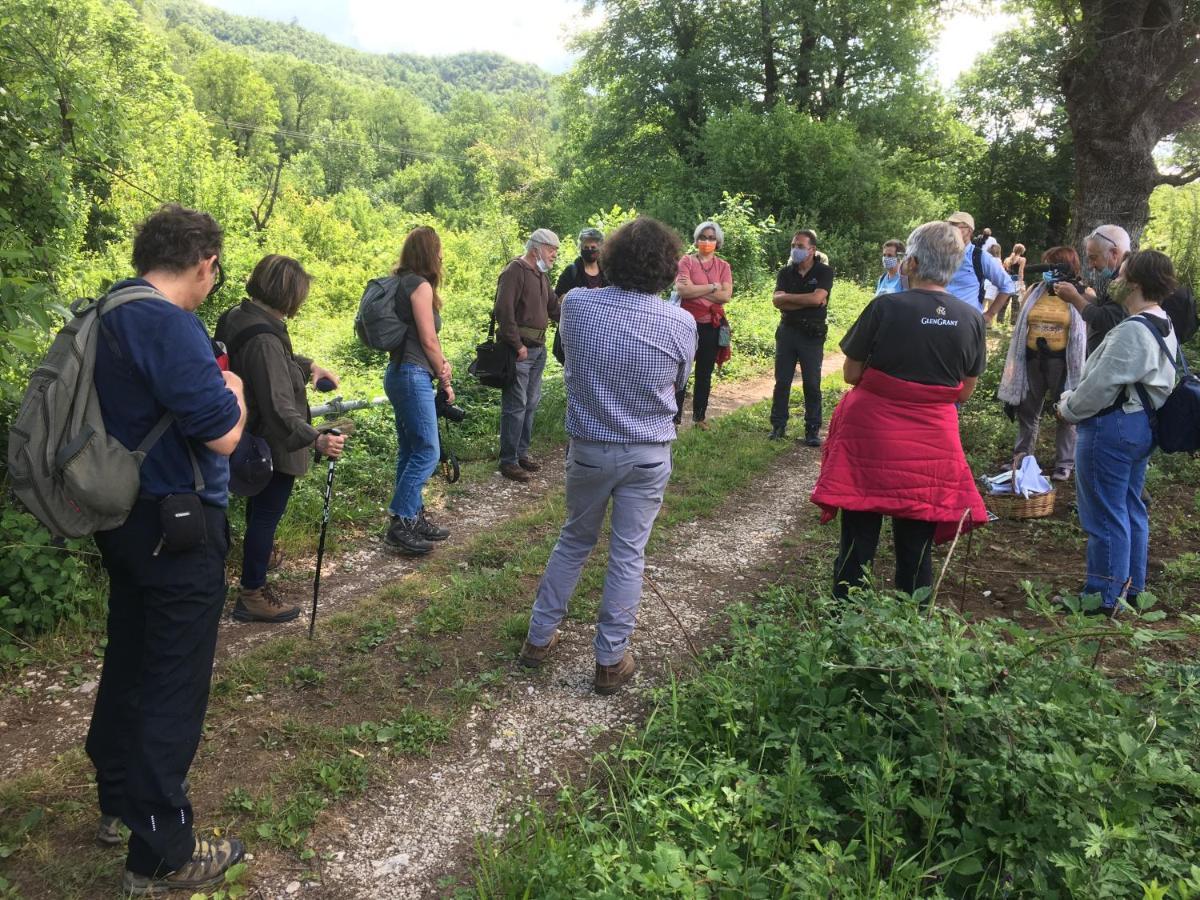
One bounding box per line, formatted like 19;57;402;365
561;286;697;443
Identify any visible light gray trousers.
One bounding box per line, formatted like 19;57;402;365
527;439;672;665
1014;354;1077;472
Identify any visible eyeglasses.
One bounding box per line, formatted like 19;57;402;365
207;258;225;299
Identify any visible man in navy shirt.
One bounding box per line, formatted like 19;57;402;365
86;205;247;895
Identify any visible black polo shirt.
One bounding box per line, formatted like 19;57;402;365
840;288;986;387
775;260;833;325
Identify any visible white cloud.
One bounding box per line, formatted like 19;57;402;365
346;0;595;72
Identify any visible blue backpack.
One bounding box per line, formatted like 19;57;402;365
1129;315;1200;453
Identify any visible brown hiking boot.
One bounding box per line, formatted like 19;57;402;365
232;583;300;623
518;457;541;472
96;813;122;847
122;835;245;896
500;463;531;483
518;631;559;668
594;652;636;695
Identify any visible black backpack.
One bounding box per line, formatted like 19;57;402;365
1128;315;1200;453
1163;284;1198;344
971;241;986;307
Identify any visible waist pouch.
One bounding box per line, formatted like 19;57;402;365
782;315;828;338
519;325;547;345
158;493;206;554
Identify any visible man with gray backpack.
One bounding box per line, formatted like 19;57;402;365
9;204;247;894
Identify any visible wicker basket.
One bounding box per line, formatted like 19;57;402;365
987;488;1056;519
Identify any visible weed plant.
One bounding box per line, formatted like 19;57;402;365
475;587;1200;899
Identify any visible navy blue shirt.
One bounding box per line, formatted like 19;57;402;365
93;279;241;506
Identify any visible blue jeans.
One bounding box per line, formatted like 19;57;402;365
500;345;546;466
241;471;295;589
1075;409;1153;606
384;362;438;519
527;440;672;664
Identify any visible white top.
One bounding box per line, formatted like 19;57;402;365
1059;309;1179;421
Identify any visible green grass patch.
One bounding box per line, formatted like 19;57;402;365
474;586;1200;898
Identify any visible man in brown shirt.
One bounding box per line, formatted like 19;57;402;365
495;227;560;481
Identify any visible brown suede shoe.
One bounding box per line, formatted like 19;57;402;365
500;463;531;483
232;584;300;623
518;631;559;668
594;652;636;695
517;457;541;472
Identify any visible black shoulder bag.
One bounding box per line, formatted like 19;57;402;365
468;311;516;389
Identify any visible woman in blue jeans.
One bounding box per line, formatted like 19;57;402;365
383;226;455;555
1057;251;1180;613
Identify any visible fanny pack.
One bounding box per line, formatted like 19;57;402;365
518;325;547;345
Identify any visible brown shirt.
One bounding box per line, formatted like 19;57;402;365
493;257;559;350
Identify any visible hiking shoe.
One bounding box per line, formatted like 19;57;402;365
384;517;434;555
500;463;531;483
768;425;787;441
518;631;559;668
96;814;122;847
414;509;449;542
1051;466;1073;482
232;583;300;623
693;419;710;431
804;433;823;448
518;457;541;472
594;652;636;695
122;836;245;897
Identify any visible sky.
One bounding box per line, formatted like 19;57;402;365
203;0;1014;86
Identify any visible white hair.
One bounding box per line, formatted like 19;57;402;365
1086;224;1131;256
693;220;724;249
905;221;964;286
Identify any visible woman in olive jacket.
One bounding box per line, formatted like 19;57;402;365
215;255;343;624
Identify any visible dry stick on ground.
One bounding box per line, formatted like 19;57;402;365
643;573;703;662
930;508;972;610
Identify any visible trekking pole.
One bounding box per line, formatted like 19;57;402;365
309;427;342;640
309;395;388;418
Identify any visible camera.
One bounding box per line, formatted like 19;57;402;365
435;389;466;423
1026;263;1084;292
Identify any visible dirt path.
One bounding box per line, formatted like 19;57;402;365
0;358;841;783
253;435;826;899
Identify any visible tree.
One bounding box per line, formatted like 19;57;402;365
1047;0;1200;243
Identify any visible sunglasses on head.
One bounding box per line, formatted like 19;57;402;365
1088;230;1118;249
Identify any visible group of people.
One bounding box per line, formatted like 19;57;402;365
75;199;1189;894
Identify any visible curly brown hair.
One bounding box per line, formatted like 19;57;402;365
599;217;682;294
132;203;223;275
1123;250;1177;302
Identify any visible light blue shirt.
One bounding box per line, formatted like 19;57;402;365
875;272;905;295
945;245;1016;311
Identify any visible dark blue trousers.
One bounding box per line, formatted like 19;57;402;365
770;324;825;435
87;499;228;876
241;471;295;589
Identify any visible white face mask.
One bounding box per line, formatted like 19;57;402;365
535;256;550;273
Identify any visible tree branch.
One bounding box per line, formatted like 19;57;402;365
1155;166;1200;187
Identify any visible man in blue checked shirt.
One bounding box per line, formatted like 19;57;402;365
517;217;697;695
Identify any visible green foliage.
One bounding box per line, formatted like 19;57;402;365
0;508;98;657
476;587;1200;898
340;710;451;756
1146;183;1200;291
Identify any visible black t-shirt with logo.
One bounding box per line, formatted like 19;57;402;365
775;260;834;324
840;288;986;387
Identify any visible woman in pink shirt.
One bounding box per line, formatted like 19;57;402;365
675;220;733;429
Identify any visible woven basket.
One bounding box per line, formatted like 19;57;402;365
988;488;1056;519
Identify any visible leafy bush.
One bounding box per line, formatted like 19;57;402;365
0;507;100;658
476;588;1200;898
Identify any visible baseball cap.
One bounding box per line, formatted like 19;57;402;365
947;212;976;231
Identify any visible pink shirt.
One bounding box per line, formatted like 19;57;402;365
677;255;732;324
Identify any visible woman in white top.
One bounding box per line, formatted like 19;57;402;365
1056;250;1180;613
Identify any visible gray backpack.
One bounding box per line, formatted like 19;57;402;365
7;285;193;538
353;272;421;351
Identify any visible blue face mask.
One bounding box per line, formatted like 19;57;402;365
790;247;810;265
883;256;899;271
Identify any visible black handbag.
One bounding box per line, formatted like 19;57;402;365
468;312;516;389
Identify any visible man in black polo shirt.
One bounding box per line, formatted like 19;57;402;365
770;229;833;445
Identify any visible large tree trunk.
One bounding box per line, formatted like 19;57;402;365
760;0;778;108
1060;0;1200;247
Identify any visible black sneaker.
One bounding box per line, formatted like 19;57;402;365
384;517;434;555
768;425;787;441
804;432;822;447
415;509;449;541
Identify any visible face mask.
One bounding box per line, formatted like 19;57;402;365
790;247;810;265
536;256;550;273
883;256;899;271
696;239;717;253
581;247;599;263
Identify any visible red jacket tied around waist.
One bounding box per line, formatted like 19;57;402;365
810;368;988;544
